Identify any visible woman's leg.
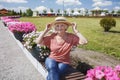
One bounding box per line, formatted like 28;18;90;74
58;63;69;75
45;57;59;80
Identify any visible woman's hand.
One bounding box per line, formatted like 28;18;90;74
71;22;78;33
45;23;52;32
71;22;88;45
36;23;52;44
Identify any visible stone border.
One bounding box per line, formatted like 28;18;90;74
7;29;47;80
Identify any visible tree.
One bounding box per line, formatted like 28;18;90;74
100;18;116;32
64;10;67;16
103;10;109;14
11;10;16;15
111;10;115;14
57;9;60;14
71;10;74;14
78;10;81;13
117;10;120;14
22;12;26;17
57;9;60;16
26;8;33;17
85;9;88;16
50;8;54;13
7;10;12;15
91;10;102;16
43;9;47;14
20;9;22;16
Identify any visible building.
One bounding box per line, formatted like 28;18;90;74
0;8;8;15
33;11;39;17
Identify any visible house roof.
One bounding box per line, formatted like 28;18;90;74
0;8;8;11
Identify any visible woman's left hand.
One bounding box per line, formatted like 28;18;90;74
71;22;78;33
71;22;88;45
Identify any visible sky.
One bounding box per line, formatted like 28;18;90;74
0;0;120;13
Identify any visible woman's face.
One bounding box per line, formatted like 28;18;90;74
54;23;68;33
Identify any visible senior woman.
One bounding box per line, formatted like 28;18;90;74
36;17;87;80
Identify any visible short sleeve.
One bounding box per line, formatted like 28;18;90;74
42;34;55;48
42;36;51;47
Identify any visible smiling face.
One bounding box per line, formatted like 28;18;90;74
54;23;68;33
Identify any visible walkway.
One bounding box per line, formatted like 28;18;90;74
0;21;44;80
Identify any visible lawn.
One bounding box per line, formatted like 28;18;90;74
19;17;120;59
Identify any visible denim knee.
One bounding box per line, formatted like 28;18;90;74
58;63;69;75
45;58;58;71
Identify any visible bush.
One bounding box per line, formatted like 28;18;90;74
23;31;40;49
100;17;116;32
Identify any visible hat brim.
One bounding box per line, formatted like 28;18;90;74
51;21;72;26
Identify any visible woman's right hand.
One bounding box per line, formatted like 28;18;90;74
71;22;78;33
45;23;52;32
36;23;52;44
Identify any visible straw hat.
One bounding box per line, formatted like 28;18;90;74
51;17;72;26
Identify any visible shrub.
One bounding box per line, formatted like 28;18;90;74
37;45;50;61
23;31;50;62
100;18;116;32
23;31;40;49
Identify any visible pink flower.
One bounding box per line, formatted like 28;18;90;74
114;65;120;79
8;22;36;33
95;70;105;79
114;65;120;73
3;19;19;24
85;65;120;80
84;77;93;80
86;69;95;78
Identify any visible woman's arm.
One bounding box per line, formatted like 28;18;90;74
36;23;51;44
71;22;88;45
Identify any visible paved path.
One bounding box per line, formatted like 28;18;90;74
0;21;44;80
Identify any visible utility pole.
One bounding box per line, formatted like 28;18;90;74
62;0;64;16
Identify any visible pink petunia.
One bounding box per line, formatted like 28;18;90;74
8;22;36;33
95;70;105;79
84;77;93;80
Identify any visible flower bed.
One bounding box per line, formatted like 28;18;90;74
23;31;40;49
8;22;36;33
1;16;20;26
3;19;20;25
0;16;10;20
1;16;36;42
0;16;20;20
85;65;120;80
8;22;36;41
23;31;50;62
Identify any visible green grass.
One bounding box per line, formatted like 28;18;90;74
19;17;120;59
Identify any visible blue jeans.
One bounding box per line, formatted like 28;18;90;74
45;57;69;80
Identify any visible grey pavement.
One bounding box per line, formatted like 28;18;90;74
0;21;44;80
